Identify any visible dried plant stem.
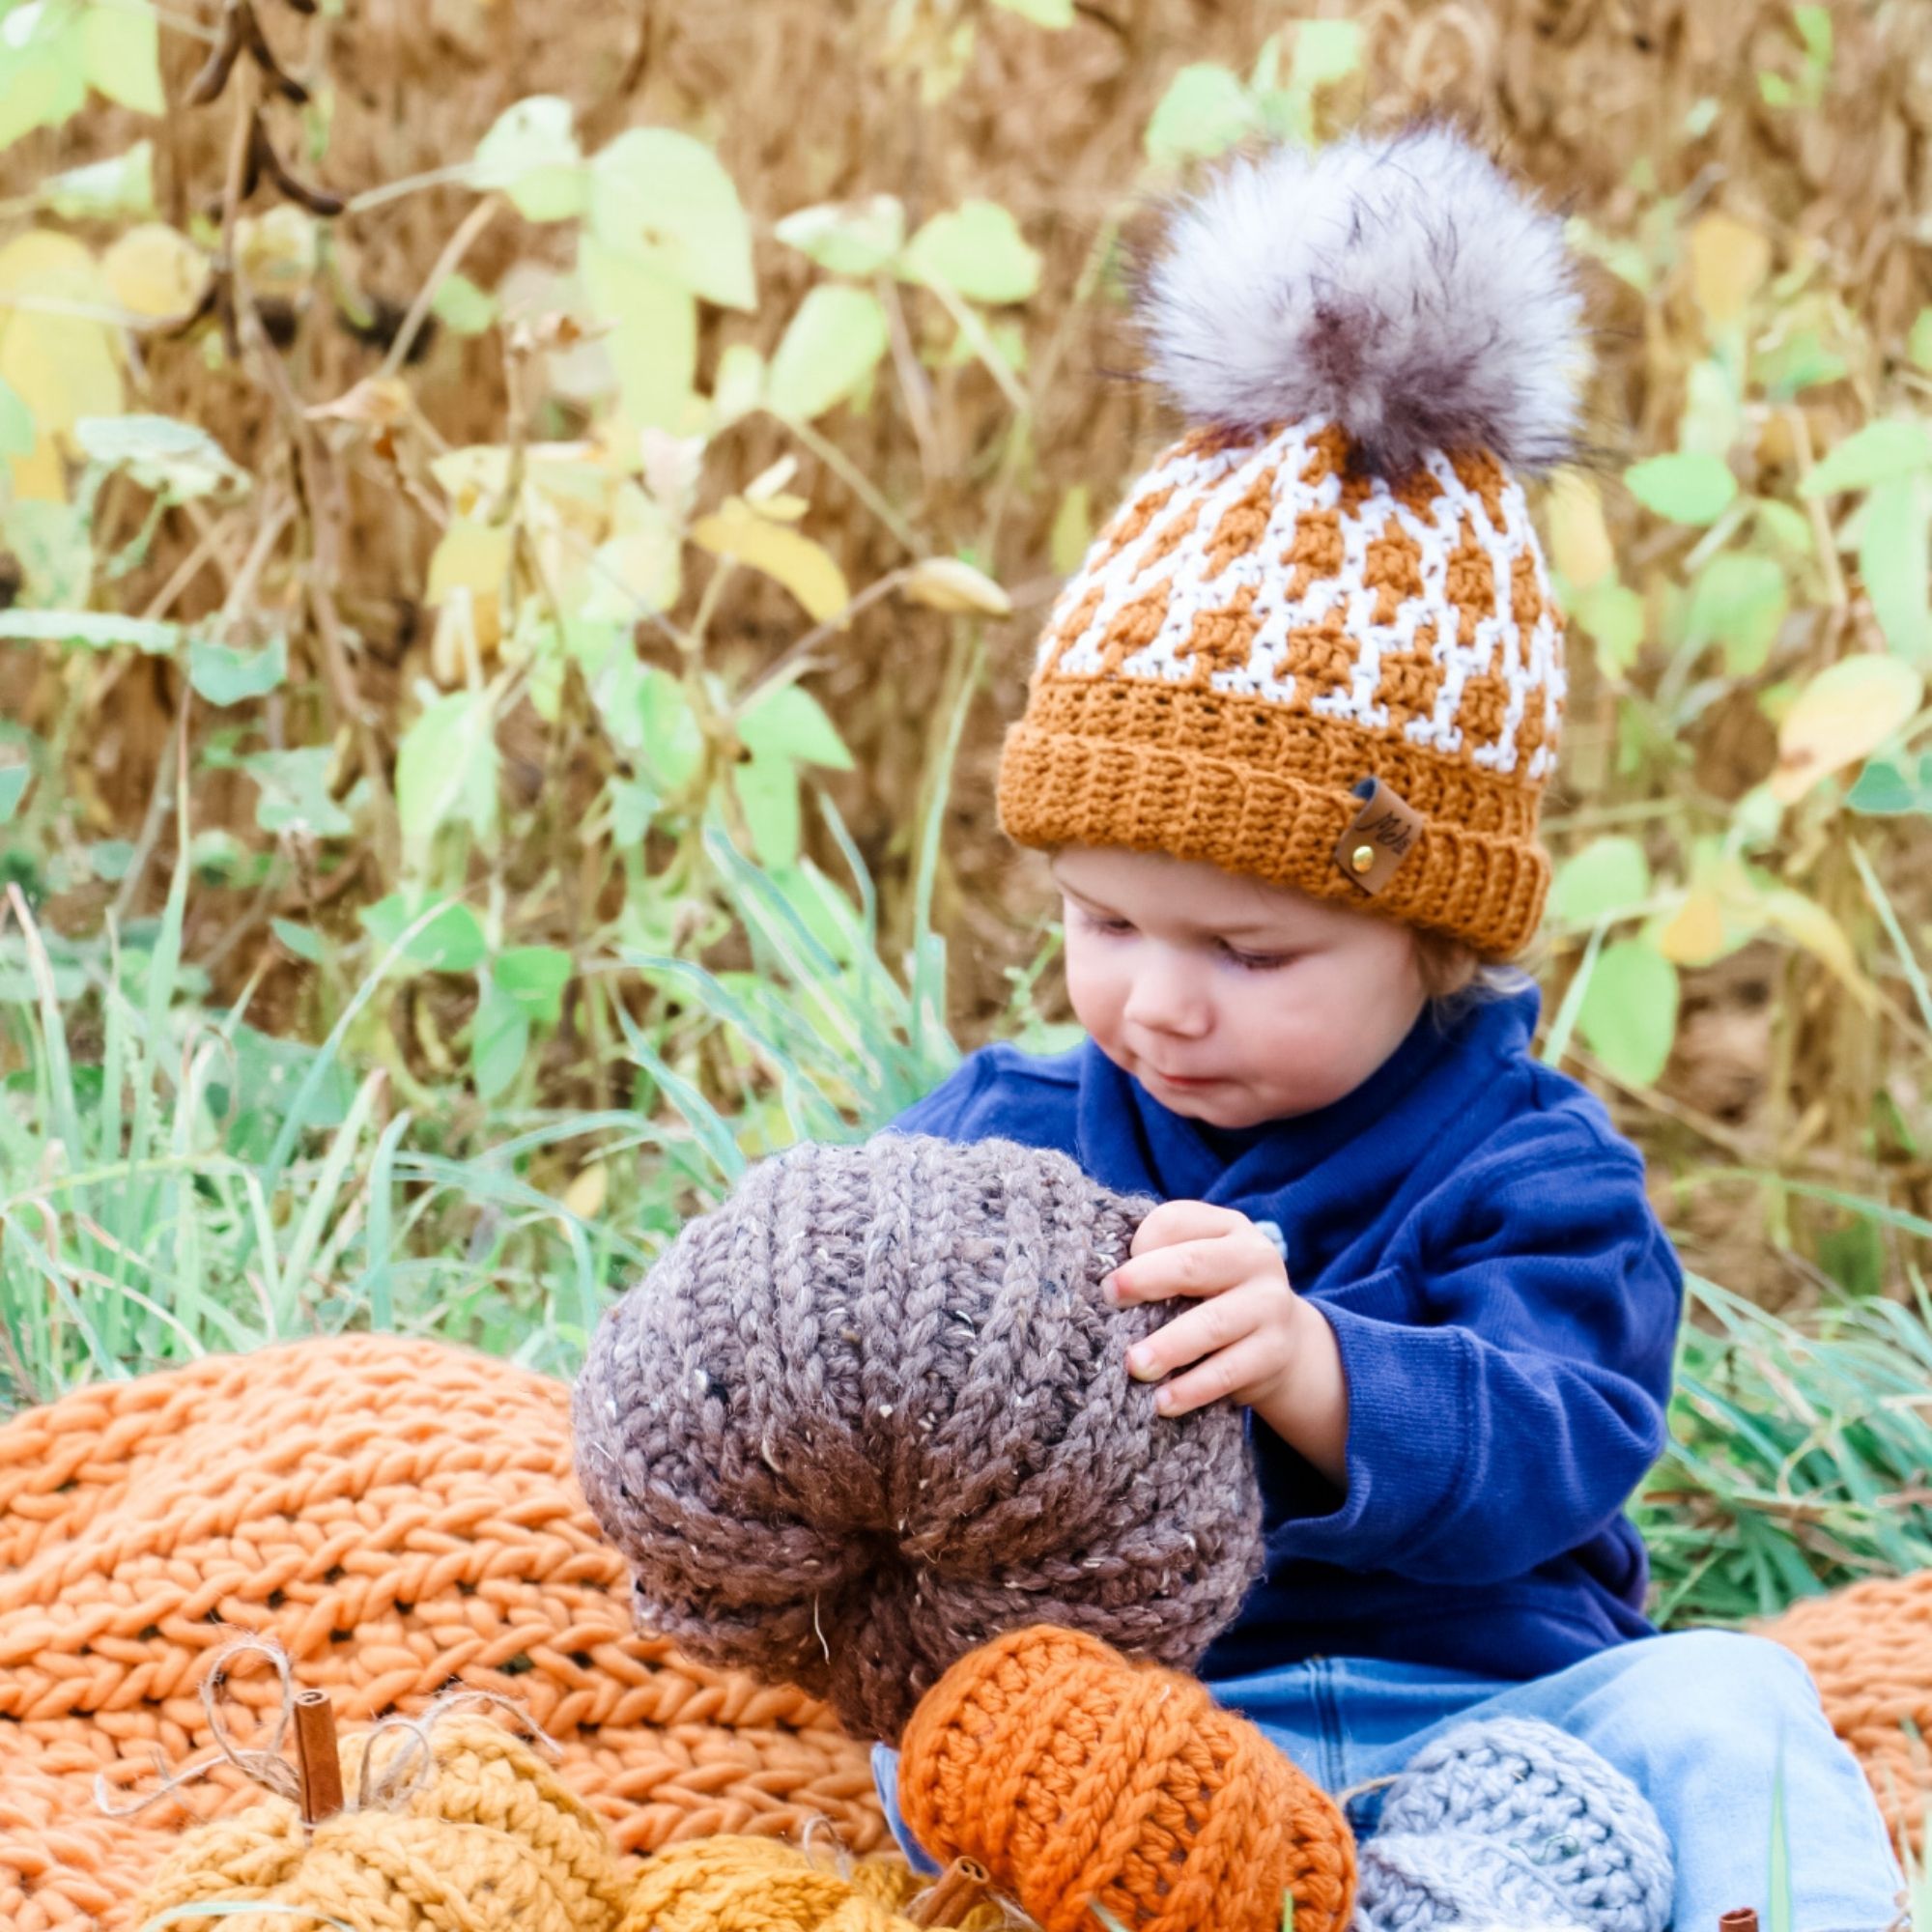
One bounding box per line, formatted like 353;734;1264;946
377;196;499;384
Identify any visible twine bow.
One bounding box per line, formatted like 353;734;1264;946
94;1629;555;1825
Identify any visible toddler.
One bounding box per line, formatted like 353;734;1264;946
869;128;1903;1930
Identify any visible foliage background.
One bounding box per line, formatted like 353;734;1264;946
4;0;1932;1636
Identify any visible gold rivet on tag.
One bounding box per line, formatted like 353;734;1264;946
1350;844;1375;874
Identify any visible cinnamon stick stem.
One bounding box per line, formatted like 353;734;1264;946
293;1687;343;1825
909;1856;992;1928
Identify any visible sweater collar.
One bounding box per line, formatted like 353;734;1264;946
1075;981;1541;1203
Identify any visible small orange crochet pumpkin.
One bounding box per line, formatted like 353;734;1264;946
896;1625;1356;1932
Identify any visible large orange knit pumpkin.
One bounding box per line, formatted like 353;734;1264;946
0;1336;882;1932
1765;1573;1932;1857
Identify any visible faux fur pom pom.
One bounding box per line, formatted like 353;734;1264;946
1139;125;1586;478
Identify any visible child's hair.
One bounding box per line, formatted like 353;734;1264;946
1414;927;1539;1030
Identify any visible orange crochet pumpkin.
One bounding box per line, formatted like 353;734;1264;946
896;1625;1356;1932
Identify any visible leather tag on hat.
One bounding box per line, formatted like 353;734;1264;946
1334;777;1423;895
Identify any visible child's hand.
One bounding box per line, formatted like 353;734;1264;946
1106;1201;1349;1484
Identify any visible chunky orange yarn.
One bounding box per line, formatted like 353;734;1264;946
897;1625;1356;1932
0;1337;881;1932
1765;1573;1932;1857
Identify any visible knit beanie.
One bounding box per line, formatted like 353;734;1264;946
1353;1717;1674;1932
998;125;1587;960
571;1132;1264;1744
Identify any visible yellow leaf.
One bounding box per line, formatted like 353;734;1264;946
0;232;124;459
1545;471;1615;590
306;375;412;429
691;497;848;622
581;481;681;619
1689;213;1772;331
901;555;1013;616
1655;886;1727;965
747;492;810;524
562;1162;608;1220
1770;654;1922;803
1758;886;1875;1006
427;517;514;603
237;206;318;293
102;222;208;319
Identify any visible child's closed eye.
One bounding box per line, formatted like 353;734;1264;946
1072;906;1293;971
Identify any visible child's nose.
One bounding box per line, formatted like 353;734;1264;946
1122;949;1210;1035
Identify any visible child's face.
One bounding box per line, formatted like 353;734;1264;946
1051;845;1429;1129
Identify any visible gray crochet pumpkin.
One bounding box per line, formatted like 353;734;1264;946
572;1131;1264;1742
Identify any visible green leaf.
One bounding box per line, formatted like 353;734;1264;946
0;763;29;825
42;138;153;218
0;609;176;651
86;837;132;880
773;195;906;277
431;272;497;337
737;683;853;771
0;11;89;151
637;666;703;789
1577;939;1680;1088
1291;17;1362;88
495;944;573;1023
1144;63;1261;168
270;916;326;963
901;201;1041;305
1847;752;1932;816
1624;452;1738;526
733;752;801;867
989;0;1073;23
765;284;890;423
1801;419;1932;497
1909;308;1932;375
0;375;32;458
75;412;248;500
1550;837;1652;926
471;978;529;1101
395;688;499;865
1860;474;1931;662
244;747;351;838
82;1;162;113
1570;578;1645;677
5;499;92;608
587;127;755;311
188;633;287;705
359;894;488;972
1685;552;1788;676
578;235;696;431
472;96;586;221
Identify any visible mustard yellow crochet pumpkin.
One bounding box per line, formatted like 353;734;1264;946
138;1714;639;1932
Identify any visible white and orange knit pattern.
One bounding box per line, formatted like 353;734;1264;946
1036;419;1565;785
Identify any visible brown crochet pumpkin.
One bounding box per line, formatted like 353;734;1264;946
0;1336;882;1932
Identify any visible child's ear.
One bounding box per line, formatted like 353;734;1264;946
1411;928;1482;1001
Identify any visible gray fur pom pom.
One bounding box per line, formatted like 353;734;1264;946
1139;125;1585;477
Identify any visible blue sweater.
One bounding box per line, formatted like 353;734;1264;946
885;984;1683;1685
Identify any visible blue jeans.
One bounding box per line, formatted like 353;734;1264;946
872;1631;1905;1931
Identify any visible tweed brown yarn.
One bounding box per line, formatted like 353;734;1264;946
896;1624;1357;1932
572;1132;1265;1745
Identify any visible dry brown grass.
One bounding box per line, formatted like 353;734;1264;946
8;0;1932;1298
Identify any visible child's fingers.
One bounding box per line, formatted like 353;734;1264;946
1129;1200;1249;1256
1151;1335;1284;1418
1125;1281;1272;1382
1107;1236;1255;1306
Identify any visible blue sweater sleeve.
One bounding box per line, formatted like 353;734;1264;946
1271;1129;1681;1584
884;1050;995;1139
